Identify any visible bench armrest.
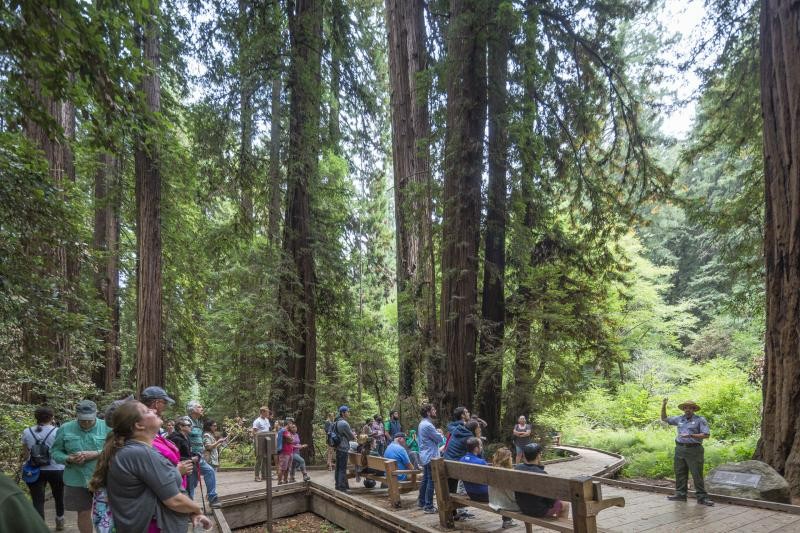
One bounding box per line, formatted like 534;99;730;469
586;497;625;516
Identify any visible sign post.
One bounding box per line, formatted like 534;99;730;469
258;431;275;532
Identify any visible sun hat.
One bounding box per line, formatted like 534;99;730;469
678;400;700;411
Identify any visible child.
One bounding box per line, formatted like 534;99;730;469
278;422;295;484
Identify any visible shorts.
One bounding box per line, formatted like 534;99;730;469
278;454;292;471
65;485;93;512
545;500;563;518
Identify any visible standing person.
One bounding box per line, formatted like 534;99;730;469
141;387;193;489
514;443;569;519
0;472;50;533
371;415;387;456
51;400;108;533
168;417;194;461
203;420;226;471
165;420;175;436
277;421;294;485
251;406;271;482
417;403;440;514
186;401;219;507
334;405;356;492
89;401;212;533
288;420;311;482
512;415;532;464
386;410;402;440
21;406;64;530
661;398;714;506
324;412;335;471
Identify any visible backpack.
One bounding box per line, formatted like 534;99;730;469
276;427;286;451
326;419;342;447
28;427;56;467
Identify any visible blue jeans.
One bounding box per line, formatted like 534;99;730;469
188;458;218;501
418;462;435;509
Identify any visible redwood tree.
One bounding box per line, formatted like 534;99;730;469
135;0;164;393
386;0;436;416
440;0;486;416
274;0;322;458
757;0;800;496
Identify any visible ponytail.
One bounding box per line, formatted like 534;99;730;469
89;433;126;492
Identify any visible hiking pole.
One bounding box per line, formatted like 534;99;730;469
196;461;208;514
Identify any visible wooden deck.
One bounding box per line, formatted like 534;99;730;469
44;445;800;532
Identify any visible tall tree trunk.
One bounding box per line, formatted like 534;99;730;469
238;0;254;226
440;0;486;417
92;152;121;391
757;0;800;497
273;0;322;461
386;0;436;418
22;81;76;399
477;0;510;440
135;1;164;394
268;75;283;245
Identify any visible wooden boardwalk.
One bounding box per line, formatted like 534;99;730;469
45;445;800;532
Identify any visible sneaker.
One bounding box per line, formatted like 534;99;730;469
697;498;715;506
303;474;311;482
667;495;687;502
502;519;516;529
461;511;476;519
254;477;261;482
423;506;438;514
55;517;65;531
209;497;221;508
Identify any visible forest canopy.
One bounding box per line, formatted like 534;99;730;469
2;0;797;491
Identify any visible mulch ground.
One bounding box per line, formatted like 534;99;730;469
234;512;345;532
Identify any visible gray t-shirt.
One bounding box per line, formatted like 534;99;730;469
21;425;64;471
107;440;187;533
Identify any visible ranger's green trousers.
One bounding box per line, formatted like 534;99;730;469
674;444;707;498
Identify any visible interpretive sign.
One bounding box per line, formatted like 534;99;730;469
711;470;761;488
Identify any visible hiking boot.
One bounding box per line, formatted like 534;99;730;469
502;519;516;529
697;498;714;506
667;495;687;502
303;474;311;482
209;497;221;508
423;506;438;514
55;517;65;531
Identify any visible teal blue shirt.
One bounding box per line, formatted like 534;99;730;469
51;419;109;488
189;417;204;455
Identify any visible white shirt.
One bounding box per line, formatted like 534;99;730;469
252;416;271;433
21;425;64;471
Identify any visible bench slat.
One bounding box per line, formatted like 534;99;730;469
442;459;573;501
450;494;575;533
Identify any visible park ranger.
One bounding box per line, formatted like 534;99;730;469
661;398;714;506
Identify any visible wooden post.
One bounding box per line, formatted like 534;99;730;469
260;432;275;533
569;476;597;533
431;458;454;528
385;460;400;508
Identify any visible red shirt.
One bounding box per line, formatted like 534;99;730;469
280;430;295;455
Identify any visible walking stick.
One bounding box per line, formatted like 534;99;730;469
196;461;208;514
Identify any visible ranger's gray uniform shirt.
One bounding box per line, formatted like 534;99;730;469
666;414;710;444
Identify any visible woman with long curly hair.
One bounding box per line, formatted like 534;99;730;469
89;401;211;533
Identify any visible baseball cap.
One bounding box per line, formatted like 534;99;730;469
141;386;175;404
76;400;98;421
338;405;350;413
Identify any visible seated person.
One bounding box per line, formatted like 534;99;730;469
489;447;517;529
459;437;489;502
383;433;413;480
514;443;570;519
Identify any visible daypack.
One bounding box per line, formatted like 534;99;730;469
326;419;342;447
28;427;56;467
276;427;286;451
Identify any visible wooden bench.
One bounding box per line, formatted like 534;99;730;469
346;451;421;508
431;458;624;533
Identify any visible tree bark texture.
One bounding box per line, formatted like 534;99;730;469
477;0;510;440
268;75;283;246
386;0;437;417
275;0;322;460
440;0;486;417
22;79;76;375
135;2;164;394
92;152;121;392
238;0;254;226
757;0;800;496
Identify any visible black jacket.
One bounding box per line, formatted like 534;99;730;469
167;431;192;461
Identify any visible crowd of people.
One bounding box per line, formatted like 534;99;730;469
14;393;711;531
17;388;221;533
